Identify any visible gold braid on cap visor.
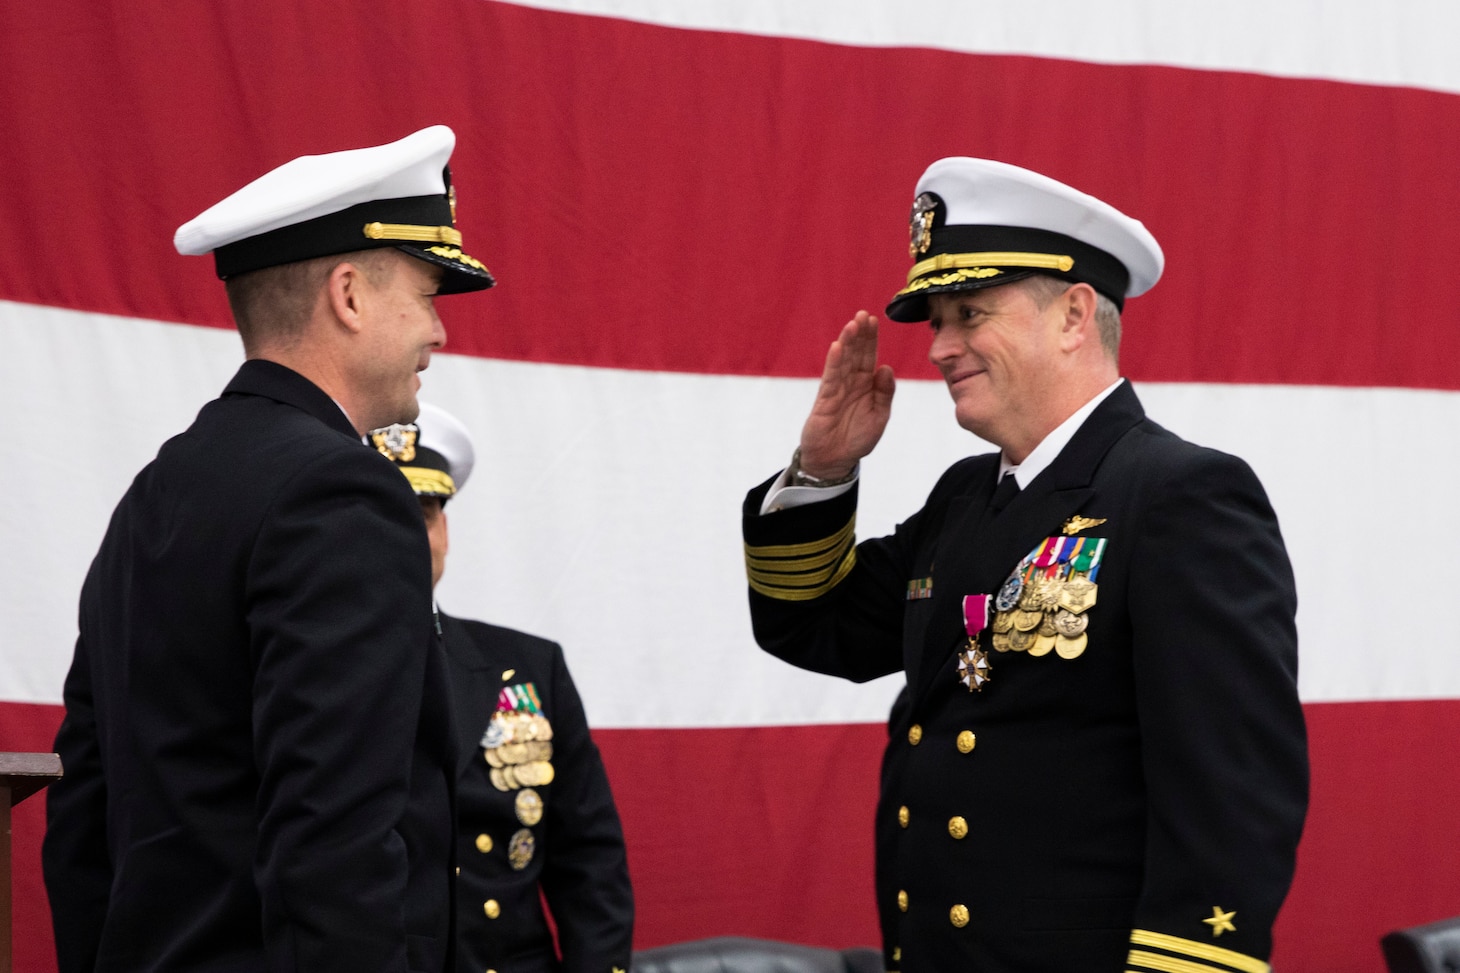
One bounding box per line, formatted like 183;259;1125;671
402;467;456;497
362;222;464;247
896;251;1075;296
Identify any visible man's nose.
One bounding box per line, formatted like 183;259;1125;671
928;326;957;367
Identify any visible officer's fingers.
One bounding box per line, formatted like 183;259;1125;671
844;312;878;373
874;364;896;401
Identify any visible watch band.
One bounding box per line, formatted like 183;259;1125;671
788;447;857;488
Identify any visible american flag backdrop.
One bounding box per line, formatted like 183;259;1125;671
3;2;1459;970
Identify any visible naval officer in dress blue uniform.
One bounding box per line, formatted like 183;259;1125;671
370;403;635;973
741;159;1308;973
44;126;495;973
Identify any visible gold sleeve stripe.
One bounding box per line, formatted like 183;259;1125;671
746;540;850;573
744;517;855;558
747;556;848;586
1129;931;1269;973
1127;950;1245;973
748;549;857;601
905;250;1075;285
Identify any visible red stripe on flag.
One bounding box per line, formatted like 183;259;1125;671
1;1;1457;388
9;700;1460;972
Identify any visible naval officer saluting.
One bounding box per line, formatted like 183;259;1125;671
741;158;1308;973
44;126;495;973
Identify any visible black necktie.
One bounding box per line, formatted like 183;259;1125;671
989;472;1020;513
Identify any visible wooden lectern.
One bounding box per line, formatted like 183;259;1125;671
1;753;62;973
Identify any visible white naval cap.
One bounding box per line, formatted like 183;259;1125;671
886;157;1163;322
367;402;477;500
174;125;494;294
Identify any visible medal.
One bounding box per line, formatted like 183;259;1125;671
1029;633;1056;657
515;788;544;826
991;611;1014;634
957;594;992;692
481;716;506;750
1055;633;1088;659
1012;608;1042;632
1008;628;1035;652
1053;609;1088;637
1058;575;1098;613
995;573;1023;612
508;828;536;870
991;630;1014;653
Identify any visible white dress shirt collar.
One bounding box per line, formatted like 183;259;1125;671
998;378;1124;488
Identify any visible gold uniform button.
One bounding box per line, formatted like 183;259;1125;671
897;805;909;828
950;904;970;928
948;816;968;840
475;833;494;853
908;725;923;745
483;899;501;919
956;730;976;753
892;948;901;962
897;890;909;912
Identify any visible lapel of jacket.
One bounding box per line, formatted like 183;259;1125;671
439;612;503;777
910;381;1147;705
222;359;360;440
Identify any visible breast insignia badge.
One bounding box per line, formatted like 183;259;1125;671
1061;515;1106;536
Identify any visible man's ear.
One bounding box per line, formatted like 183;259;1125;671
326;261;368;334
1058;282;1099;351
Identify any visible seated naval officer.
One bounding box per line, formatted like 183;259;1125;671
43;126;494;973
370;402;635;973
740;158;1308;973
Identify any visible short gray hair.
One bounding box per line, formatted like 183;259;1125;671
1017;274;1121;360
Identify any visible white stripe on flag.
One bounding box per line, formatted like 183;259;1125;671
1;299;1453;725
499;0;1460;94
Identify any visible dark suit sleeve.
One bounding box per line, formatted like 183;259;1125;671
43;630;110;973
1125;449;1308;969
741;475;915;683
246;447;436;971
539;644;635;973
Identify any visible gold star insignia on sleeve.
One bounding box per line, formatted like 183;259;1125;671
1202;906;1237;937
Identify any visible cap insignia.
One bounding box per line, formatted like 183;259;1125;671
371;424;418;462
909;192;938;258
449;184;458;225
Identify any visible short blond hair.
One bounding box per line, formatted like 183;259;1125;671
225;249;397;354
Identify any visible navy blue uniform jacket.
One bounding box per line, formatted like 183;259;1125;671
44;360;458;973
742;382;1308;973
443;612;633;973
